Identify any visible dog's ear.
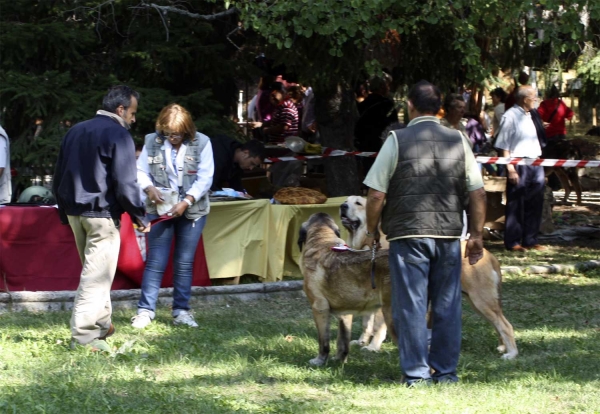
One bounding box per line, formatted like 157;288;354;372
298;221;309;251
334;226;341;238
328;219;341;238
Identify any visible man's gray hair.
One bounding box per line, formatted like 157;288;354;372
516;86;534;104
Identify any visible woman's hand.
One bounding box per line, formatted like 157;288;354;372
145;186;165;205
166;202;188;218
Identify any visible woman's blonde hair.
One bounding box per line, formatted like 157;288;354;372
155;103;196;140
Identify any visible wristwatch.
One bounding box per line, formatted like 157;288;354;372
366;229;376;237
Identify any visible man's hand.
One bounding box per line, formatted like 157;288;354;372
166;201;188;218
145;186;165;205
465;235;484;265
136;221;151;233
364;230;381;250
507;169;519;185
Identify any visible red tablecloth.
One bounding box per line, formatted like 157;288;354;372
0;206;210;292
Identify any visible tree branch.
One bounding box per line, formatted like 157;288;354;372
132;2;239;20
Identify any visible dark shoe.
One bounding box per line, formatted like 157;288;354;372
524;244;548;251
98;323;115;340
508;245;528;252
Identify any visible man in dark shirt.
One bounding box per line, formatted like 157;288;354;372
210;135;265;192
53;85;150;352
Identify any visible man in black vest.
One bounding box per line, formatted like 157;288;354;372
363;80;487;385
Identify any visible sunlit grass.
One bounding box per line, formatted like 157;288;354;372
1;266;600;413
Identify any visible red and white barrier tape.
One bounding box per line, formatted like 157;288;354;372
264;147;599;168
475;156;600;168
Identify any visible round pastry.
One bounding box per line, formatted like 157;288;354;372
273;187;327;205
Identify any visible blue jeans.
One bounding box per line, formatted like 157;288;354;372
389;238;462;384
137;214;207;318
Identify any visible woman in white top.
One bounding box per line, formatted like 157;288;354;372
132;104;214;329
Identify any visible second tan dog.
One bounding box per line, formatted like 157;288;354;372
299;212;394;366
339;196;518;360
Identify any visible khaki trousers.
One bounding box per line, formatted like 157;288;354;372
67;216;120;344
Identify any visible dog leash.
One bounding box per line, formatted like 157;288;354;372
330;243;377;289
370;240;377;290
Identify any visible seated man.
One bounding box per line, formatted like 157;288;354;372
210;135;265;192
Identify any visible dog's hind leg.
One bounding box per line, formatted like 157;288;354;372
567;168;583;205
362;309;387;352
334;314;353;363
555;168;573;203
310;300;331;366
464;292;518;360
351;314;375;347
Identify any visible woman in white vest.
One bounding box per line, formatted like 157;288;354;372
132;104;214;328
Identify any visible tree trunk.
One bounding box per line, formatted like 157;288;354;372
314;84;360;197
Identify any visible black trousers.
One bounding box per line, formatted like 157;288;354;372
504;165;545;249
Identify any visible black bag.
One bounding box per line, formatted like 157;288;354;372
530;109;547;149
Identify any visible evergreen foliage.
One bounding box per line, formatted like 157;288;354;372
0;0;245;188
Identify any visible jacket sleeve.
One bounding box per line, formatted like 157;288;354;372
52;137;69;225
186;140;214;201
111;134;148;226
564;102;574;121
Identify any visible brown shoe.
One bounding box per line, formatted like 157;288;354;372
508;245;528;252
98;323;115;340
524;244;548;251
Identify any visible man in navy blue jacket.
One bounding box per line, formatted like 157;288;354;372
53;85;150;351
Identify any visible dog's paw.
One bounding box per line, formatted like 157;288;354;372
309;357;327;366
497;345;506;353
350;340;368;347
501;351;518;360
361;345;381;352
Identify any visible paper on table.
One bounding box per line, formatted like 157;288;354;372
156;187;179;216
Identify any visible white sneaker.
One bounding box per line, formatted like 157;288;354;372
131;311;152;329
173;311;198;327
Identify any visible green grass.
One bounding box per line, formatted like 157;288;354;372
486;238;600;268
2;269;600;413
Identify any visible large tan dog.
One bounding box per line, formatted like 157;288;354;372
298;212;395;366
339;196;518;360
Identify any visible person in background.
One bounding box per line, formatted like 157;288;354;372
287;85;305;123
257;82;299;143
537;85;574;144
210;135;265;193
494;86;546;252
132;104;214;329
504;71;529;111
355;75;397;153
440;93;469;145
53;85;150;352
490;87;508;176
254;76;276;123
364;80;486;385
301;85;317;139
0;124;12;204
490;87;507;138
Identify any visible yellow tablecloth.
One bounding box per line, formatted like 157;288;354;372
203;197;349;281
